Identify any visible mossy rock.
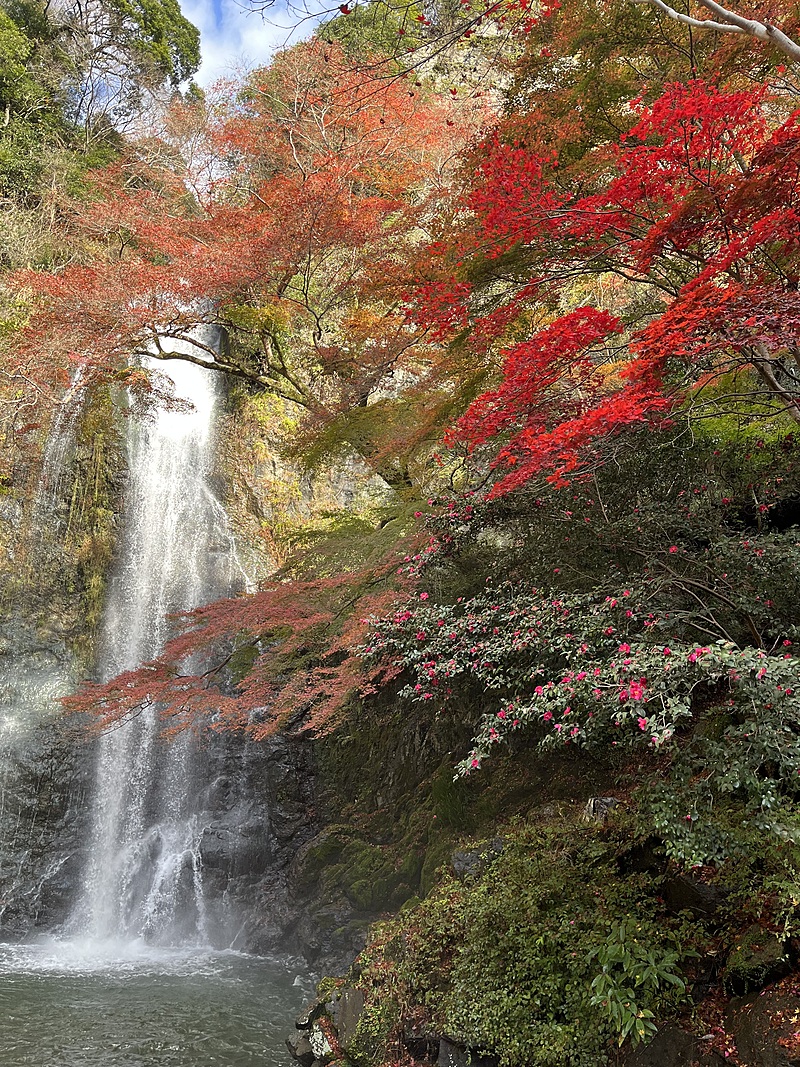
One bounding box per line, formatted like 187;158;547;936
420;838;452;897
723;924;792;995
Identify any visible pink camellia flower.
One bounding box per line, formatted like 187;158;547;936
619;643;631;653
419;592;429;600
663;647;672;656
638;717;647;730
543;711;553;721
497;709;507;719
669;546;678;553
416;631;426;640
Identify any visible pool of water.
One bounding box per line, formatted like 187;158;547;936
0;941;313;1067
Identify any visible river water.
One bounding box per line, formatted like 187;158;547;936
0;942;311;1066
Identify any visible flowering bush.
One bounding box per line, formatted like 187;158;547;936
361;582;800;862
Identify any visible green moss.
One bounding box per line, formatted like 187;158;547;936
349;817;698;1067
723;924;789;995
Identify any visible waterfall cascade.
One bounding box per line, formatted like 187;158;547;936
70;334;250;949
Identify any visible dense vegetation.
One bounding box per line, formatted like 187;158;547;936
5;0;800;1060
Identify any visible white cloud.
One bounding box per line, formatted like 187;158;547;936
181;0;315;87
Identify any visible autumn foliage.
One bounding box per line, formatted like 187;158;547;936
12;0;800;769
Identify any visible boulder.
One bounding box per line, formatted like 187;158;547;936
437;1038;498;1067
728;979;800;1066
662;873;727;920
724;925;792;996
450;838;505;879
326;987;366;1049
286;1033;316;1067
622;1023;726;1066
583;797;620;823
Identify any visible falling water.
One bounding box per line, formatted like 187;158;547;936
72;332;248;948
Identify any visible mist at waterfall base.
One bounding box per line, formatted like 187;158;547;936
0;342;312;1065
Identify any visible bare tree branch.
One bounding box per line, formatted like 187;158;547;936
633;0;800;63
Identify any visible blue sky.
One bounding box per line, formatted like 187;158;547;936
180;0;313;85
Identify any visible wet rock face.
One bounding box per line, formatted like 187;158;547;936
188;729;320;955
0;619;93;938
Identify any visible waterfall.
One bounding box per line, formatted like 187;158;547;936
71;332;249;948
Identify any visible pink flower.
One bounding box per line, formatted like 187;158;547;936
419;592;429;600
543;711;553;721
497;709;507;720
619;643;631;653
414;511;423;517
638;717;647;730
663;647;672;656
669;546;678;554
416;631;426;640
